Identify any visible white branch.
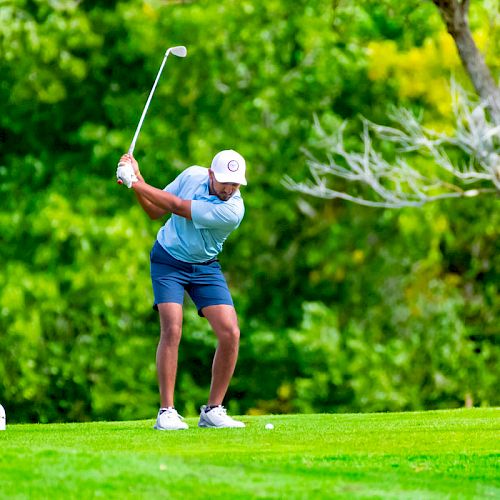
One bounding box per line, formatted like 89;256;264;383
286;84;500;208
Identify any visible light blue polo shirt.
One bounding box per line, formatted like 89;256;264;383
156;166;245;263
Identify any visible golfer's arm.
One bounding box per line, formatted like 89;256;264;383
133;190;167;220
132;180;192;220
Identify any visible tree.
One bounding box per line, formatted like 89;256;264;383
286;0;500;207
433;0;500;124
1;0;498;422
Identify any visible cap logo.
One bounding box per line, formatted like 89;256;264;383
227;160;239;172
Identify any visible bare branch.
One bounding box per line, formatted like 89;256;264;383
285;85;500;208
283;175;496;208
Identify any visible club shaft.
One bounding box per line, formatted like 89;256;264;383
128;51;171;155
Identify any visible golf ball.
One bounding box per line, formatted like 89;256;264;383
265;423;274;430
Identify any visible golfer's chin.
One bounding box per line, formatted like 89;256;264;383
216;193;233;201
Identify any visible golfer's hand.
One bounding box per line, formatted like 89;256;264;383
116;161;138;188
120;153;142;180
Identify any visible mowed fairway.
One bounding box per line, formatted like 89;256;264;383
0;408;498;499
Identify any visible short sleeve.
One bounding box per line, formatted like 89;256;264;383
191;200;242;230
163;172;184;195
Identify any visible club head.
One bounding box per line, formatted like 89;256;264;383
168;46;187;58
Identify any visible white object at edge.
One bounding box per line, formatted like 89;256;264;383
0;404;5;430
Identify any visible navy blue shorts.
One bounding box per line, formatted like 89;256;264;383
150;240;234;317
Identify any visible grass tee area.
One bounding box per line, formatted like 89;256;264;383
1;408;498;498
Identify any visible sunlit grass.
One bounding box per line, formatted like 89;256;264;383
1;408;498;499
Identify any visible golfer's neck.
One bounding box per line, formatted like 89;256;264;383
208;179;216;196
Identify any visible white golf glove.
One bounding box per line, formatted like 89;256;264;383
116;161;138;188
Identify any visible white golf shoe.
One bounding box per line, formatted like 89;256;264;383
154;407;188;430
198;405;245;428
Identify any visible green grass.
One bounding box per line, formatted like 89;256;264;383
0;408;499;499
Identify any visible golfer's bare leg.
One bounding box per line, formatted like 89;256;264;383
202;305;240;406
157;303;183;408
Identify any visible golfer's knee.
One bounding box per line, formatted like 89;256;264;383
160;323;182;346
219;325;240;346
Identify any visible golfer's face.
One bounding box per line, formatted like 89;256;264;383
209;172;240;200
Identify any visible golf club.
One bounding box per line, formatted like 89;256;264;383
117;46;186;184
128;45;187;155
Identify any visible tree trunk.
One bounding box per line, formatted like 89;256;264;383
432;0;500;124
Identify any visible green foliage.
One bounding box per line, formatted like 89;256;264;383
0;0;498;422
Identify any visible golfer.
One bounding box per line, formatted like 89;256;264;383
116;150;247;430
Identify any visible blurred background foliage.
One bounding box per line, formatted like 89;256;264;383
0;0;498;423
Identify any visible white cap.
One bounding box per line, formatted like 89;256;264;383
210;150;247;185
